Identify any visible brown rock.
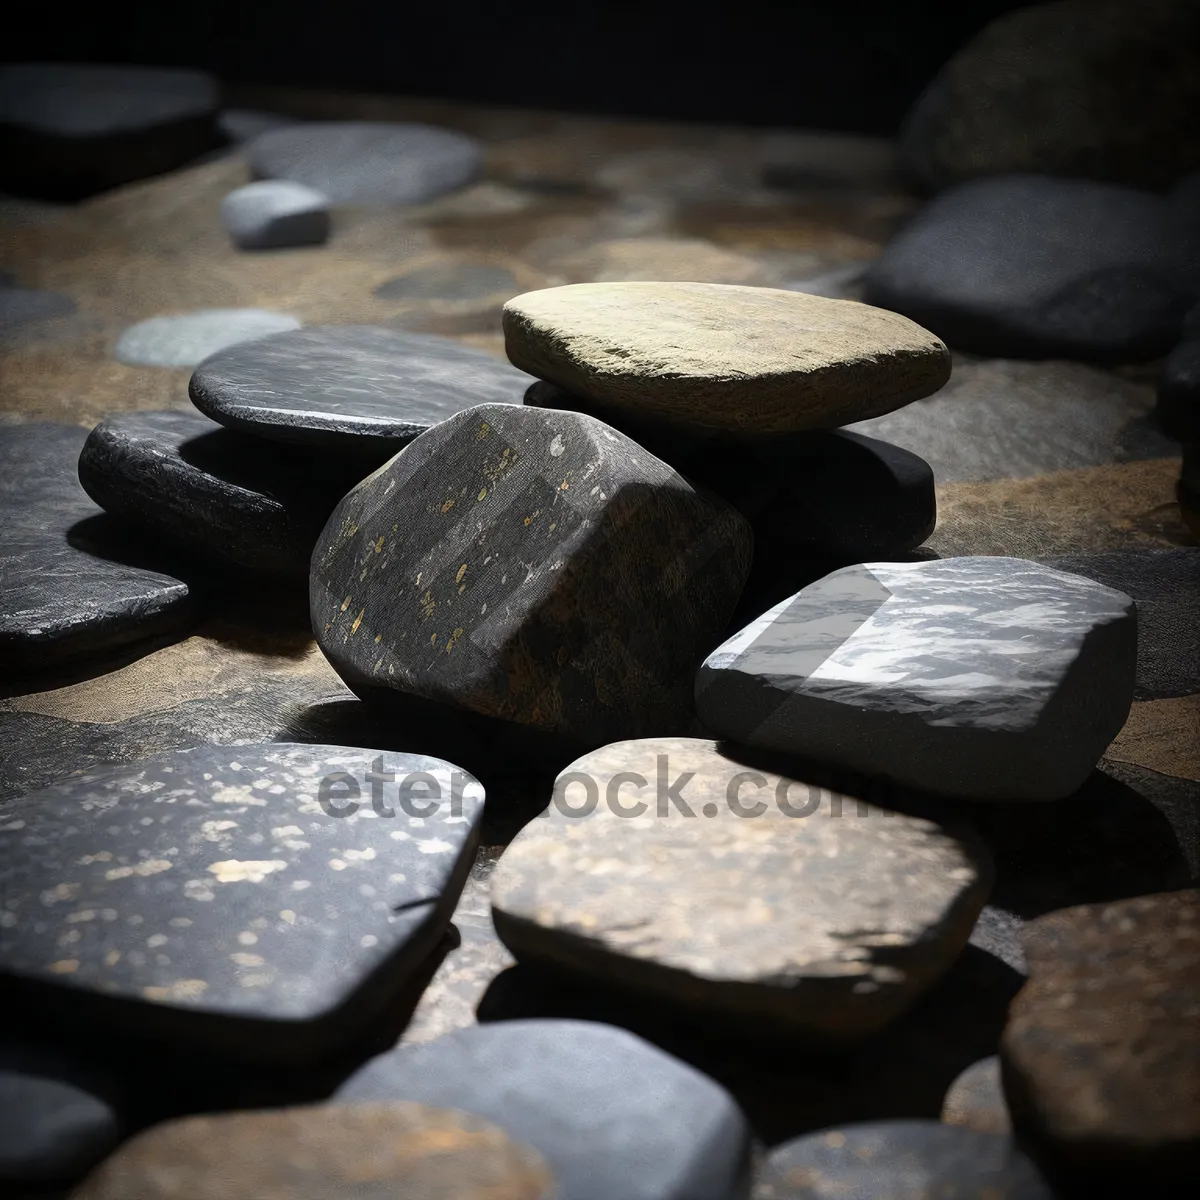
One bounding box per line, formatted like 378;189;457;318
941;1056;1011;1136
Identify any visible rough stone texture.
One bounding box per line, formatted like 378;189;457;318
1002;890;1200;1192
0;63;220;200
755;1121;1051;1199
491;738;991;1042
247;121;483;205
114;308;300;368
941;1056;1011;1136
864;176;1194;364
0;742;484;1063
696;558;1137;800
0;422;192;678
219;180;330;251
311;404;752;747
336;1019;752;1200
898;0;1200;192
72;1102;554;1199
78;409;366;577
503;282;951;435
190;324;533;457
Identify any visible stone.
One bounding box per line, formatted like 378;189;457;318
247;121;482;206
941;1056;1011;1136
864;176;1195;364
0;742;484;1063
114;308;301;368
1181;445;1200;539
781;263;868;301
78;410;367;578
219;180;330;251
898;0;1200;193
189;324;533;458
310;404;752;747
525;380;935;560
0;1043;119;1187
217;109;297;143
0;283;75;333
695;557;1137;801
1158;318;1200;443
1002;890;1200;1192
756;1120;1051;1199
72;1102;554;1199
375;262;520;303
336;1019;752;1200
490;738;992;1042
0;63;220;199
502;282;951;435
0;422;192;677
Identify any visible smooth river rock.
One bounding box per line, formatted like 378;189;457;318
940;1056;1011;1136
114;308;301;368
219;180;330;251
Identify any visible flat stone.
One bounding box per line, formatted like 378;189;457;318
189;324;533;458
941;1056;1011;1135
114;308;301;368
247;121;482;206
695;557;1137;800
78;410;368;577
310;404;751;747
0;423;192;677
490;738;991;1042
0;63;220;199
336;1019;752;1200
72;1102;554;1199
375;262;520;303
0;284;75;332
0;742;484;1063
756;1120;1051;1198
502;282;950;435
1002;890;1200;1191
220;181;330;251
0;1043;119;1187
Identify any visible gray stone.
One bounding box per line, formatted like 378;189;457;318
696;557;1137;800
0;284;75;333
247;121;482;206
375;262;520;303
219;180;330;251
114;308;300;368
336;1019;752;1200
217;109;298;144
941;1056;1011;1136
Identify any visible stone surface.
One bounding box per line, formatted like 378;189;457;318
247;121;483;205
220;180;330;251
114;308;300;368
0;283;75;333
1002;890;1200;1191
503;282;950;435
78;410;367;577
1158;321;1200;443
941;1056;1010;1136
336;1019;752;1200
696;557;1137;800
72;1102;554;1199
0;742;484;1063
375;262;520;303
898;0;1200;192
864;176;1194;363
311;403;752;747
755;1120;1051;1199
0;63;220;199
491;738;991;1042
190;324;533;457
217;109;297;143
0;422;192;677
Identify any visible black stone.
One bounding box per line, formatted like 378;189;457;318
189;324;533;459
0;422;192;677
79;410;368;578
757;1120;1051;1199
336;1019;752;1200
1157;308;1200;442
0;742;484;1064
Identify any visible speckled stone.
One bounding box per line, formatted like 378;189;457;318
190;324;533;458
696;557;1137;800
78;410;366;577
1001;889;1200;1192
491;738;991;1042
0;422;192;677
755;1120;1051;1199
114;308;301;368
72;1102;554;1199
247;121;483;205
0;742;484;1063
311;404;752;747
336;1019;752;1200
219;180;330;251
941;1056;1011;1135
503;283;951;435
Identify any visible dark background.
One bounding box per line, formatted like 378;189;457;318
9;0;1030;133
